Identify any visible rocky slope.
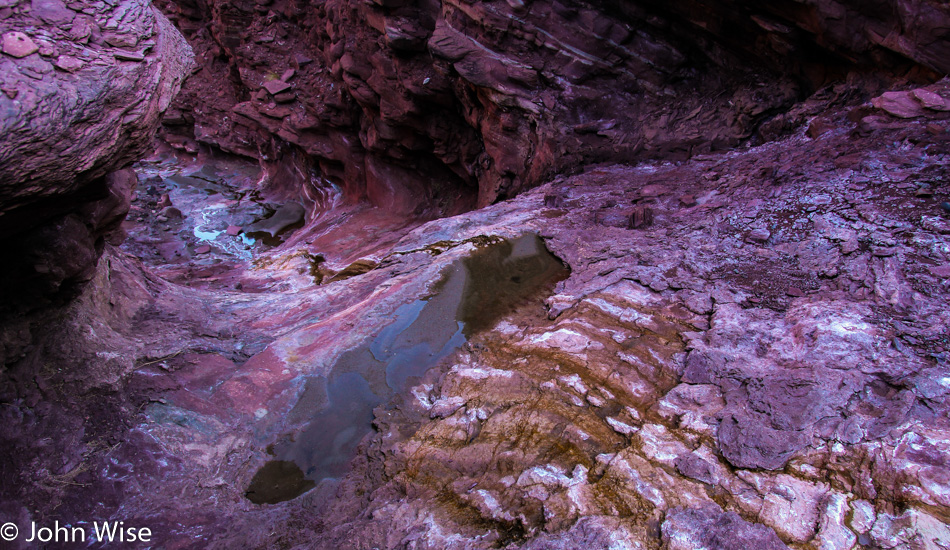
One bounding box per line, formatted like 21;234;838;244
2;0;950;549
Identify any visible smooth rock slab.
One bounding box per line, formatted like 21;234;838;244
872;91;925;118
245;202;305;238
913;88;950;111
53;55;83;72
31;0;74;26
263;79;291;95
113;50;146;62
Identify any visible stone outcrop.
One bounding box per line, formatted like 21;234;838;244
2;0;950;549
0;0;193;319
153;0;948;215
3;81;948;549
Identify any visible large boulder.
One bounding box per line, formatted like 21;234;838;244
0;0;194;315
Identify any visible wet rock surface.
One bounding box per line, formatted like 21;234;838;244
3;80;950;549
253;234;568;498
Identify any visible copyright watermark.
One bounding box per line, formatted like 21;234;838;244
0;521;151;544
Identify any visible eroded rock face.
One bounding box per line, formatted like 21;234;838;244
3;84;947;549
3;0;950;549
663;504;789;550
0;0;192;218
0;0;193;319
153;0;948;215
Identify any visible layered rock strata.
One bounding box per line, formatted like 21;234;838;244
3;82;949;549
2;0;950;548
0;0;192;327
154;0;948;215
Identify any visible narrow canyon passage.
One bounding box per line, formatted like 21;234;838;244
2;0;950;548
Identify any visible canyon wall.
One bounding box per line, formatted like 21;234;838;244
0;0;192;318
154;0;948;214
2;0;950;548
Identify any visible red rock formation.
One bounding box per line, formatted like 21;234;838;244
3;1;950;549
0;0;193;322
154;0;947;214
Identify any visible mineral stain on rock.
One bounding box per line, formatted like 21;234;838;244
247;234;569;503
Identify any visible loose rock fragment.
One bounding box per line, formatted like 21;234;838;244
748;228;770;243
872;91;924;118
31;0;75;26
913;88;950;111
263;79;292;95
2;31;38;58
629;205;654;229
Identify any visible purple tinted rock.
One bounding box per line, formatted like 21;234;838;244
674;454;716;485
263;79;292;95
682;349;727;385
748;228;770;243
913;88;950;111
53;55;83;72
543;194;565;208
113;49;146;62
160;206;182;219
104;32;138;49
629;205;654;229
663;504;789;550
68;15;95;42
872;91;925;118
31;0;74;26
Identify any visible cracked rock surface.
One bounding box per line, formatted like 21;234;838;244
3;0;950;547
